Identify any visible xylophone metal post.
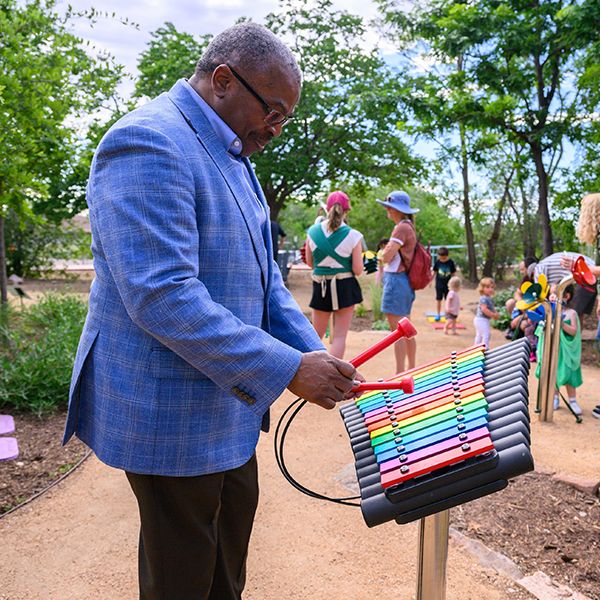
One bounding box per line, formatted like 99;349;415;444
538;274;574;422
416;510;450;600
537;298;555;421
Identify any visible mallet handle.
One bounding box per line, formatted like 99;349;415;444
350;317;417;368
352;377;414;393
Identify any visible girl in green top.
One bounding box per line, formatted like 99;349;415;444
536;285;583;415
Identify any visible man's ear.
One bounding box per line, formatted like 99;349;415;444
211;64;232;99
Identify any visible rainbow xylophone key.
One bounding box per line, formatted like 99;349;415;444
340;338;534;527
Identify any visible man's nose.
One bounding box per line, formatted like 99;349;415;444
267;123;284;138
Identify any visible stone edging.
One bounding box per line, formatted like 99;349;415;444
450;527;592;600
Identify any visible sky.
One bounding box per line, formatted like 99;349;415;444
59;0;393;91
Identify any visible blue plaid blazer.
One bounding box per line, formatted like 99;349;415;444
63;80;324;476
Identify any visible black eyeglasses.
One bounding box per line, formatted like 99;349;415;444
226;64;294;127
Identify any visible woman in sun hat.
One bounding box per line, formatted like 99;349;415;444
305;191;364;359
376;190;419;374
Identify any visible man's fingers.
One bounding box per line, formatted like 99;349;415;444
334;376;355;395
331;356;356;380
317;397;336;410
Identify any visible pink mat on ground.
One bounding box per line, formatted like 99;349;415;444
0;437;19;461
0;414;15;435
432;323;466;330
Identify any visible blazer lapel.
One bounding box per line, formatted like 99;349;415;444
166;80;270;288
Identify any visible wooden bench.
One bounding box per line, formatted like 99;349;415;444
0;415;19;461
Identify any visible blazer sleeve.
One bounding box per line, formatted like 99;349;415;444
267;261;325;353
88;122;304;415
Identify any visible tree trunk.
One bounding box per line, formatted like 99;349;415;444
0;213;8;304
531;142;553;257
459;122;478;282
482;177;511;277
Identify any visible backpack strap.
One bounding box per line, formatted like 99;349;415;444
398;220;417;272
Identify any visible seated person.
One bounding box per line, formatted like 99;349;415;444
505;256;538;315
508;308;538;361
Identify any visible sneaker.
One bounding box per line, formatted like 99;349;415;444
568;399;583;416
553;395;560;410
434;315;441;322
592;408;600;420
529;351;537;362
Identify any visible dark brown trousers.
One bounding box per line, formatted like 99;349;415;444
126;455;258;600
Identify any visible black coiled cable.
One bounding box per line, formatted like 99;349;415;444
273;396;361;507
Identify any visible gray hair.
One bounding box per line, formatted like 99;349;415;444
195;22;301;83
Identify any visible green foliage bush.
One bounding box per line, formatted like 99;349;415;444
372;319;389;331
491;288;515;331
0;294;87;415
5;209;92;278
354;303;367;318
369;282;383;322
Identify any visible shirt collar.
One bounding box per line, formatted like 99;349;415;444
182;79;243;156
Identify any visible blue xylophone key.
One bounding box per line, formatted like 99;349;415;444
374;415;490;464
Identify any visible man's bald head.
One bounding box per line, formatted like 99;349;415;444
195;22;301;84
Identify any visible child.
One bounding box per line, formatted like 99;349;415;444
473;277;499;348
536;285;583;415
444;276;461;335
432;247;456;320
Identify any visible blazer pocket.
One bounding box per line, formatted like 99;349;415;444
150;346;210;380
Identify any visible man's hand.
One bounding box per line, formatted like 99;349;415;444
287;351;364;409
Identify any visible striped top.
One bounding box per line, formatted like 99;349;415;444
534;252;594;284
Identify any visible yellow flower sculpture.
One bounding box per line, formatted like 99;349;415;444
516;274;549;311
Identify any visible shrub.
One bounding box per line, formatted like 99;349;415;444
369;282;383;321
354;303;367;318
0;294;87;415
372;319;389;331
491;288;515;331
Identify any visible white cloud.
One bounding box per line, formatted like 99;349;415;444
59;0;384;82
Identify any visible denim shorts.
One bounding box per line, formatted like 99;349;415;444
381;271;415;317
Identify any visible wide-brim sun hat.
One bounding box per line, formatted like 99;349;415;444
376;191;419;214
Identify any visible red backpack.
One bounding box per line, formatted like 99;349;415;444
404;236;433;291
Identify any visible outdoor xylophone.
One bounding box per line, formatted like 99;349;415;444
340;337;534;528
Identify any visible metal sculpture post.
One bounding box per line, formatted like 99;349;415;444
416;510;450;600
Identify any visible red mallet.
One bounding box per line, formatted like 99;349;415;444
352;377;414;394
350;317;417;368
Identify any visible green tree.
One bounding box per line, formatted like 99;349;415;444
259;0;420;218
134;22;211;100
379;0;600;258
341;185;464;250
133;1;420;219
0;0;124;302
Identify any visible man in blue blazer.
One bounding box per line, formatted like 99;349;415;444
63;22;361;600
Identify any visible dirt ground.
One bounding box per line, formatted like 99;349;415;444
1;268;599;599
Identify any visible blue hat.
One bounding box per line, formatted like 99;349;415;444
376;191;419;214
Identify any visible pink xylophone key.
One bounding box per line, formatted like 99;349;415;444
380;435;495;488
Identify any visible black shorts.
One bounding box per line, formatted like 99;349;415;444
435;280;449;301
572;285;597;315
310;277;363;311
